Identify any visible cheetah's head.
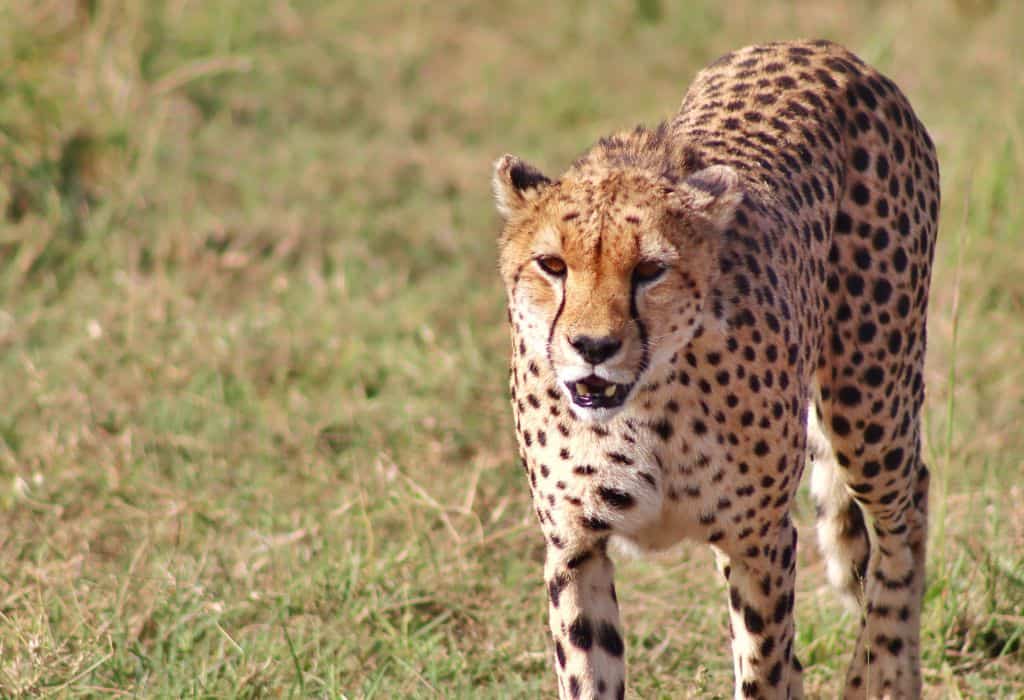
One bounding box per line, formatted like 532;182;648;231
493;152;742;422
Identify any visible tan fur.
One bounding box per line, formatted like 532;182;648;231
494;40;938;699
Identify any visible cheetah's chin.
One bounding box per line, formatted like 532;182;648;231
566;375;633;410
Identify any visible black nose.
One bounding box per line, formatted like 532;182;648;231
569;335;622;364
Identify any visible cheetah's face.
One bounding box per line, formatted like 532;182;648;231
493;155;743;422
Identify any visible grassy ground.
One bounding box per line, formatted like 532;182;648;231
0;0;1022;697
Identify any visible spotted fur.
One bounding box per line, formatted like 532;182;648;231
493;40;938;699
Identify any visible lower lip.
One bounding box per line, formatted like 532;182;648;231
567;382;628;409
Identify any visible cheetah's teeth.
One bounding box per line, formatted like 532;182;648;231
576;382;589;396
604;385;616;397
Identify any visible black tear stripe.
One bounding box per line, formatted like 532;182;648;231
629;276;651;377
544;230;568;374
546;276;567;374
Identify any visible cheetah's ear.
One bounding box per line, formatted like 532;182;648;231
675;164;743;230
493;154;552;220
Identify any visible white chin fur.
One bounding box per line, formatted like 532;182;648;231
568;403;626;423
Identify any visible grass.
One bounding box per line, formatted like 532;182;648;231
0;0;1022;697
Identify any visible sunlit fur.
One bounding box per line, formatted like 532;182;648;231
492;40;939;700
497;139;740;422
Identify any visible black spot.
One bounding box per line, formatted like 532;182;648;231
888;330;903;354
852;182;870;206
582;516;612;531
876;155;890;179
838;386;862;406
893;247;908;272
549;574;569;607
652;419;674;441
598;487;635;509
857;322;876;343
754;440;770;457
692;418;708;435
887;637;904;655
743;606;765;634
873;279;893;304
897;211;911;237
555;641;566;668
768;661;783;686
607;452;633;465
742;680;759;698
597;621;625;657
569;675;580;699
846;273;865;296
568;616;594;650
831;415;851;436
852;147;869;171
835;210;852;234
772;594;788;623
864;423;884;444
567;551;592;569
864;365;884;387
855;82;878;109
855;110;871;132
897;294;911;318
884;447;904;471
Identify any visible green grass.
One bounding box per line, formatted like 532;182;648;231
0;0;1022;697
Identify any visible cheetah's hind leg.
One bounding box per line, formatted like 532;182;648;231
808;398;871;613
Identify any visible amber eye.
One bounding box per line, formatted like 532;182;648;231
536;256;567;277
633;260;666;283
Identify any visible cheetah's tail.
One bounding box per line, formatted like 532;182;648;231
807;404;870;612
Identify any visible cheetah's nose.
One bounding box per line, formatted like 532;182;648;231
569;335;622;365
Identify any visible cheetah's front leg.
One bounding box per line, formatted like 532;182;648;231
718;516;804;700
545;542;626;700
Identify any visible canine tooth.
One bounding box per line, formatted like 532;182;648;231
604;385;616;397
576;382;589;395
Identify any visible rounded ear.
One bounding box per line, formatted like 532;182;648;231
675;164;743;229
493;154;552;219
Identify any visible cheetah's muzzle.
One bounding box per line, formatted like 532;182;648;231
567;375;631;409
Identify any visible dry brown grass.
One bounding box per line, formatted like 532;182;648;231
0;0;1021;697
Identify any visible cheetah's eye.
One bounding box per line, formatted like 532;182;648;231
536;256;567;277
633;260;667;284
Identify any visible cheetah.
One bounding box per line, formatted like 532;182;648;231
492;40;938;699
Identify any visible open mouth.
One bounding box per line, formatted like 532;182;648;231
566;375;631;409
